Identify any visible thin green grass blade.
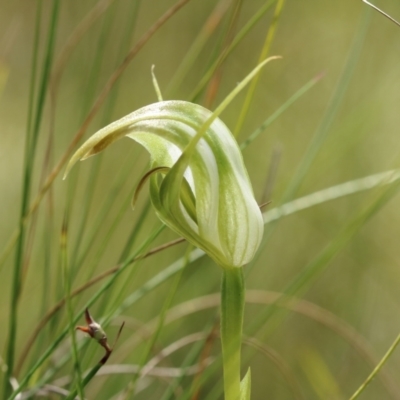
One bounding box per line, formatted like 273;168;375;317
90;185;144;279
25;0;42;155
165;0;230;97
64;362;102;400
69;157;103;275
100;1;142;126
160;321;217;400
3;1;60;396
70;0;142;276
201;0;242;87
93;190;152;328
262;170;400;225
118;200;152;263
73;150;140;277
34;213;54;370
189;0;277;102
201;0;244;107
70;5;119;270
349;332;400;400
27;0;60;177
80;2;118;122
111;247;203;319
281;8;371;203
151;65;163;102
75;161;144;283
122;246;191;397
234;0;286;137
240;73;322;150
0;231;18;274
61;217;85;399
245;170;400;289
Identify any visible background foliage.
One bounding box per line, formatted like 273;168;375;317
1;0;400;398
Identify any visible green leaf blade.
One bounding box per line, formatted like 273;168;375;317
240;368;252;400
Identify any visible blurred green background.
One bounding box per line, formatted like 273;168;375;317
1;0;400;398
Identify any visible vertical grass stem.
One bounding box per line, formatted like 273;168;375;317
3;1;59;397
221;267;245;400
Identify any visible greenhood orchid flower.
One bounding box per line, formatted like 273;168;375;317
64;100;264;269
64;58;280;400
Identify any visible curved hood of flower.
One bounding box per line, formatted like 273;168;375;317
65;100;264;268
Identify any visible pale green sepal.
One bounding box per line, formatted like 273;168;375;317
240;368;251;400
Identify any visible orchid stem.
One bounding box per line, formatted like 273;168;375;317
221;267;245;400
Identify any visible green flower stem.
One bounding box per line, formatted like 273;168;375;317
221;267;245;400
